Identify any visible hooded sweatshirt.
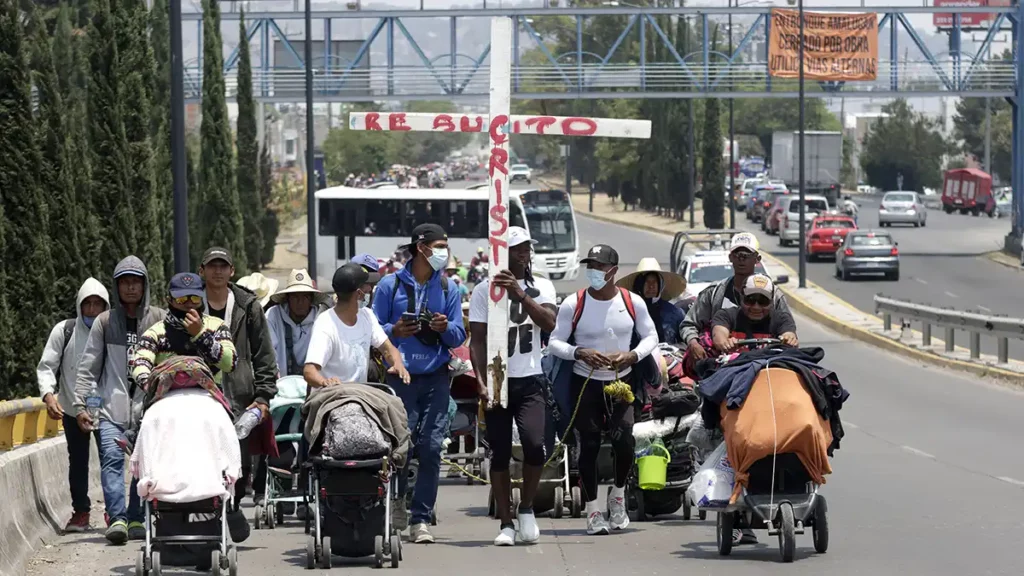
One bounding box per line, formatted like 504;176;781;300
74;256;167;427
372;266;466;375
37;278;111;413
265;296;331;377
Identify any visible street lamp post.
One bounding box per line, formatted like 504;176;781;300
797;0;807;288
170;0;188;272
305;0;317;280
728;0;736;229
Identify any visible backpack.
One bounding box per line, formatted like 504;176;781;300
53;319;76;392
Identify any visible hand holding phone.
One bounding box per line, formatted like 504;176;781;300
393;313;420;338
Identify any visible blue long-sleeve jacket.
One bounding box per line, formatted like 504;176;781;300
372;266;467;375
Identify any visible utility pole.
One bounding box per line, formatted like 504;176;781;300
304;0;317;280
728;0;736;229
170;0;188;272
797;0;807;288
984;96;992;174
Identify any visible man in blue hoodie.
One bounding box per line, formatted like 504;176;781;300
373;223;466;544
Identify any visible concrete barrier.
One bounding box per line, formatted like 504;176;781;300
0;435;100;576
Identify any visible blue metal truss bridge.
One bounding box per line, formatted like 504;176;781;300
181;3;1024;242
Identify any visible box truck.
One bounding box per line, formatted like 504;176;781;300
770;131;843;204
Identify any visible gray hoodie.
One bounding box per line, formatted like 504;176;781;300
73;256;166;427
37;278;111;413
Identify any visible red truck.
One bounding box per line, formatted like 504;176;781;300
941;168;997;216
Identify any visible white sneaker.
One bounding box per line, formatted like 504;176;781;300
517;510;540;543
607;493;629;530
586;511;610;535
494;525;516;546
410;523;435;544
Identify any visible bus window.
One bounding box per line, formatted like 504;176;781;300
509;201;527;229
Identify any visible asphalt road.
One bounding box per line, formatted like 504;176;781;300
732;195;1024;360
27;315;1024;575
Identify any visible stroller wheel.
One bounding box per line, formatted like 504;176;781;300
699;509;707;521
716;512;734;556
275;504;285;527
374;535;384;568
305;536;315;569
553;487;564;519
210;550;223;576
266;505;275;530
570;486;582;518
135;550;146;576
253;505;263;530
228;546;239;576
390;534;401;568
778;502;796;563
151;551;162;576
320;537;332;569
682;495;692;520
812;496;829;554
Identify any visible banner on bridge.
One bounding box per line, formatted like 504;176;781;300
768;8;878;82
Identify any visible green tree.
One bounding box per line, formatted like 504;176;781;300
198;0;245;270
259;143;279;268
117;0;164;289
953;96;1012;183
236;10;263;272
0;200;10;397
701;96;726;229
860;99;949;192
150;0;174;277
732;98;842;165
31;7;84;316
88;0;135;283
322;128;394;182
0;0;57;393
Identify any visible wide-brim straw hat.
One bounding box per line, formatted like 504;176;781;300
270;268;321;304
615;257;687;301
236;273;279;308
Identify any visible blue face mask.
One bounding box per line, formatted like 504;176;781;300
427;248;449;271
83;316;96;329
586;269;608;291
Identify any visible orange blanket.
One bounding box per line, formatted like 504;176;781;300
720;367;832;503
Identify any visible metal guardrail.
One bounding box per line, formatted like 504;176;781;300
874;295;1024;364
0;398;63;452
670;229;744;274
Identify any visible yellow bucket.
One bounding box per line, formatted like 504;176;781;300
636;444;671;490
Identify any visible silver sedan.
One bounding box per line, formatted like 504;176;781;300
878;191;927;227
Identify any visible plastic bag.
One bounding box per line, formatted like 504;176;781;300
685;441;735;510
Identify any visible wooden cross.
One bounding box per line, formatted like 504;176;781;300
349;17;652;409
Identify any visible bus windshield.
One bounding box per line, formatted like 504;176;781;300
524;205;575;254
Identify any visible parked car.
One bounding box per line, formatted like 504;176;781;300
878;191;927;227
510;164;533;183
779;195;831;246
991;187;1012;219
835;230;900;281
805;215;857;261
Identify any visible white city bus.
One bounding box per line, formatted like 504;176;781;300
313;186;580;287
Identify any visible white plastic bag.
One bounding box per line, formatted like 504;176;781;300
685;441;735;510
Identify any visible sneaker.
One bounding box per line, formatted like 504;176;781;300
295;504;309;521
391;506;409;532
63;512;91;533
410;523;435;544
105;520;128;545
607;492;629;531
516;509;540;543
127;521;146;540
494;523;516;546
732;528;758;545
586;511;610;536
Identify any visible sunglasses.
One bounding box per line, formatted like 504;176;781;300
171;295;203;306
743;295;771;307
732;251;758;262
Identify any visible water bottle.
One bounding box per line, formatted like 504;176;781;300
634;437;653;459
234;407;262;439
85;394;102;431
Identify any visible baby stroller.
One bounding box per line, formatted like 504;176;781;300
254;375;307;530
446;347;485;484
304;382;408;570
485;423;572;519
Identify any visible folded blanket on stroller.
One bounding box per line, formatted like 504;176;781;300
131;389;241;503
303;383;411;467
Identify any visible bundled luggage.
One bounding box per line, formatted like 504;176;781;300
324;403;391;460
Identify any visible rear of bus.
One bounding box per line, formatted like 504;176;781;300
514;189;580;281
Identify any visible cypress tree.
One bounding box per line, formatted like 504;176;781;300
0;200;9;398
701;96;725;230
258;143;279;268
150;0;174;277
236;10;263;272
0;0;58;392
199;0;246;271
31;8;84;316
117;0;164;289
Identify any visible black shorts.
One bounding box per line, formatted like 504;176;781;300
484;374;548;472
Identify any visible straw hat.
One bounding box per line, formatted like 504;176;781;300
270;269;321;304
236;273;279;308
616;258;687;301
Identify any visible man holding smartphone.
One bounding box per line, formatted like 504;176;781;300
372;223;466;544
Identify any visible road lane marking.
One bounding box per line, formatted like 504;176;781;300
978;305;992;313
944;291;959;298
914;278;928;285
901;445;935;459
844;421;859;429
997;476;1024;487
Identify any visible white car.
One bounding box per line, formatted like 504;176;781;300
778;195;831;246
676;250;782;302
510;164;532;183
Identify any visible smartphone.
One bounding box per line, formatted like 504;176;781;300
400;312;419;324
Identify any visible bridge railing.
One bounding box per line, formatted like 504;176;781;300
0;398;63;452
874;295;1024;364
181;59;1018;100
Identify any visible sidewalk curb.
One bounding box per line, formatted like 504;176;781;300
577;209;704;238
984;250;1023;272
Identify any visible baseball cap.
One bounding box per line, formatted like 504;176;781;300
729;232;760;255
508;226;537;248
580;244;619;266
743;274;775;300
168;273;205;300
332;262;378;295
351;253;380;273
405;223;447;250
201;246;234;266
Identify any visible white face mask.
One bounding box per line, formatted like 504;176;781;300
586;269;608;291
358;291;371;309
427;248;449;271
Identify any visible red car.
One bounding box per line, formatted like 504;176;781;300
805;215;857;260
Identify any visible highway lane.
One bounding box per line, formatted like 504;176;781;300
735;202;1024;360
27;315;1024;575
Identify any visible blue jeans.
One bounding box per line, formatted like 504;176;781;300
97;420;142;524
389;369;450;526
64;415;100;514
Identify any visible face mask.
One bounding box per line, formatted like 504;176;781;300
168;307;189;320
358;291;370;309
586;269;608;291
83;316;96;329
427;248;449;271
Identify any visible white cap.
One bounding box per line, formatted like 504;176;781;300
729;232;760;255
508;226;537;248
743;274;775;299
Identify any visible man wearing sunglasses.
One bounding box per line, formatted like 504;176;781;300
711;274;798;352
